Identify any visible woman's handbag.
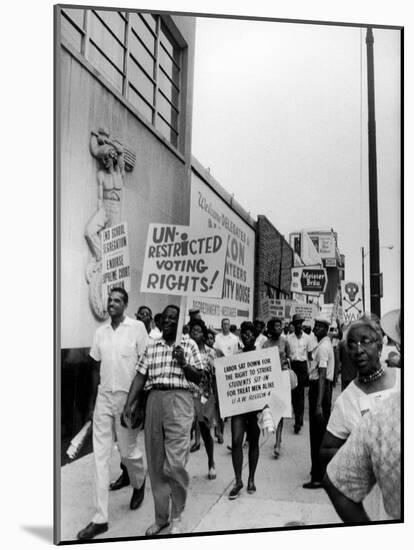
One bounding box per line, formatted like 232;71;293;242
288;368;298;390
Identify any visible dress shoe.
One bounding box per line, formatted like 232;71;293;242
145;522;170;536
228;482;243;500
294;425;301;434
273;446;281;459
110;471;130;491
302;480;323;489
216;434;224;444
77;522;108;540
130;479;146;510
190;442;200;453
247;480;256;494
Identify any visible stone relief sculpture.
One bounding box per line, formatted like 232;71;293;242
85;128;135;320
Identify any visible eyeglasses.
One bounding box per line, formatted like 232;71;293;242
347;337;378;351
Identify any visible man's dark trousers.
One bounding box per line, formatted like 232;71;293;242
291;360;308;429
308;379;332;482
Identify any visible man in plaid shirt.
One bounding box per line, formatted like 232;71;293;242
123;304;203;536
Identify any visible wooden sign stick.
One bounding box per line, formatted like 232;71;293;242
175;295;188;346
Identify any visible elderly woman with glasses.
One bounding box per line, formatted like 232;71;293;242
320;314;400;518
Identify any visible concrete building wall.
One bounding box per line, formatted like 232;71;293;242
59;13;195;350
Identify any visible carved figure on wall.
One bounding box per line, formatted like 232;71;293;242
85;128;134;320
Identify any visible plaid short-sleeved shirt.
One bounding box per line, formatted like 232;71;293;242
137;336;203;391
327;391;401;519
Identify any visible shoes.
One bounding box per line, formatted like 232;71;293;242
145;522;170;536
77;522;108;540
168;517;182;535
110;470;130;491
302;480;323;489
228;482;243;500
217;435;224;444
273;446;281;459
190;442;200;453
247;480;256;494
208;467;217;480
294;425;301;434
130;479;146;510
227;445;233;452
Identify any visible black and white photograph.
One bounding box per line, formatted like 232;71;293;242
54;2;403;545
53;3;403;544
5;1;409;549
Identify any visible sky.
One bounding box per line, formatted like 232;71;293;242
191;17;401;315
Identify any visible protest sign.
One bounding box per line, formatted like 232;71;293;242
141;224;227;297
101;222;131;307
341;281;363;324
215;348;290;418
290;302;318;324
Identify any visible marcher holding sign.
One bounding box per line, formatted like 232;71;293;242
122;305;203;536
227;322;261;499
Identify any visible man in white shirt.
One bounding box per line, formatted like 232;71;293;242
303;315;334;489
287;313;314;434
214;318;240;357
77;288;148;540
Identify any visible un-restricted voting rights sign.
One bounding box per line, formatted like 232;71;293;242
141;224;227;297
215;348;288;417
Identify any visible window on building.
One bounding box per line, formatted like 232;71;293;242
60;8;183;149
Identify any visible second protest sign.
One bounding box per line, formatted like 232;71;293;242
215;347;284;417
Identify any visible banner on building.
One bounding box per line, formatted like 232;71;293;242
140;224;226;297
189;172;255;327
341;281;363;324
101;222;131;307
215;347;290;418
290;266;327;295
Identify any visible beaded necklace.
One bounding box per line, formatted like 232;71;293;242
358;364;385;384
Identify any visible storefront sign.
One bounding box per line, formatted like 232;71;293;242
140;223;226;297
215;348;287;417
290;266;327;295
101;222;131;307
189;173;255;327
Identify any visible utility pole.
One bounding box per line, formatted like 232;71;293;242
361;246;366;312
366;27;381;318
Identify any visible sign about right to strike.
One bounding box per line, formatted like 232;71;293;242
215;348;288;417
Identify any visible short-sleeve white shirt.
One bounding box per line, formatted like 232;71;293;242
327;368;400;440
214;332;240;357
90;316;148;392
288;332;313;361
309;336;335;381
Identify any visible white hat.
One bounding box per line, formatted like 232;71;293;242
381;309;401;345
314;315;331;328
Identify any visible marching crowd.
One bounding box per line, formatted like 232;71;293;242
75;287;401;540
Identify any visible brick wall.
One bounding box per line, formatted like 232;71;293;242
254;215;294;318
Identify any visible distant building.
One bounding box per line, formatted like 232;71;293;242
289;228;345;304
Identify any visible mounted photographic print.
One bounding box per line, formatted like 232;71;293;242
55;2;402;545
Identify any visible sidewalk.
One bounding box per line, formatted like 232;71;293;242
60;392;341;542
